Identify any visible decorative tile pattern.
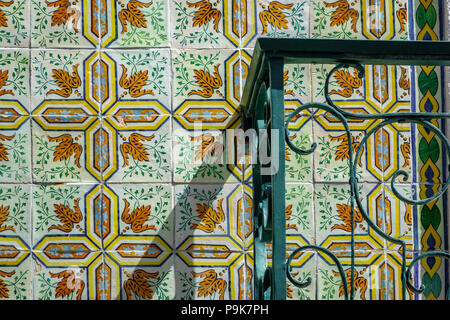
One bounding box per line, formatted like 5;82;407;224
0;0;447;300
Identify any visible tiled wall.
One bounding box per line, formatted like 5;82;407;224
0;0;448;300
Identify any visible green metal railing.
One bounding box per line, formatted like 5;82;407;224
240;38;450;300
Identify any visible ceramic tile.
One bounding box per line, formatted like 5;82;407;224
171;0;239;49
241;0;309;49
0;0;29;48
101;183;173;251
175;251;247;300
31;116;102;183
31;49;100;116
172;49;241;114
0;50;29;111
0;254;32;300
31;0;97;48
101;49;171;115
32;183;102;248
0;184;31;247
0;118;31;183
310;0;363;40
103;0;169;48
32;252;101;300
172;117;242;183
174;184;245;251
102;116;172;183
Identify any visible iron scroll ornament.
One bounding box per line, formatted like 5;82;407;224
284;63;450;300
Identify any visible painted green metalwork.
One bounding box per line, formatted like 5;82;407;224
240;38;450;300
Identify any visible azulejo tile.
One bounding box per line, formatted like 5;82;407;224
102;116;171;183
31;116;102;183
171;0;239;49
0;0;29;48
31;0;97;48
174;184;245;251
101;49;171;115
0;254;32;300
246;0;309;47
31;49;100;116
0;118;31;183
173;118;242;183
0;50;29;111
310;0;363;40
101;183;173;250
32;252;101;300
103;0;169;48
172;49;241;115
175;251;248;300
0;184;31;247
32;183;103;249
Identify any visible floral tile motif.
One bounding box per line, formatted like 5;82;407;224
171;0;241;49
31;49;100;116
0;0;28;47
32;253;101;300
101;49;171;115
173;119;241;183
175;251;248;300
174;184;245;251
0;184;31;247
172;49;241;117
31;116;101;183
32;184;101;248
101;184;173;249
102;116;171;183
105;0;169;48
0;119;31;183
0;255;32;300
245;0;309;48
0;50;29;111
31;0;97;48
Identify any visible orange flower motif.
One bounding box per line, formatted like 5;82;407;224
186;0;222;32
0;1;13;28
0;134;14;161
48;198;82;233
0;205;14;233
121;198;156;233
48;134;83;168
259;1;293;35
188;64;223;98
120;133;155;167
286;204;297;231
283;70;295;96
47;64;81;98
325;0;358;33
191;198;225;233
0;70;13;96
331;203;364;232
0;270;15;298
49;269;85;300
400;140;410;168
329;133;363;166
192;269;227;300
119;0;152;34
399;66;410;92
190;133;223;162
124;269;159;300
45;0;80;33
396;6;407;34
329;68;362;98
332;268;367;300
119;64;155;98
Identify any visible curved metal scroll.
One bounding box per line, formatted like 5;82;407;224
285;63;450;300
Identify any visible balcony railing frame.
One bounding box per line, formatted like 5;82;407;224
240;38;450;300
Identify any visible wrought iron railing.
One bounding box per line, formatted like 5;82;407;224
240;38;450;300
